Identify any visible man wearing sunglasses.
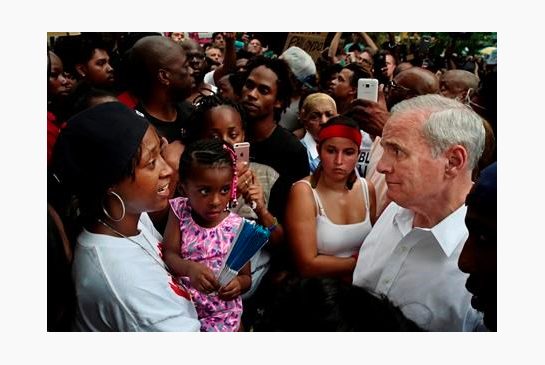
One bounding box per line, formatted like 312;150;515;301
384;67;440;110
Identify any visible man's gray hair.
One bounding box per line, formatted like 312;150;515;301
391;94;485;170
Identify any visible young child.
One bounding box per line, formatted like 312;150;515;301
187;94;282;300
163;138;251;332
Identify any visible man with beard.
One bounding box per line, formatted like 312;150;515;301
129;36;193;142
240;56;309;224
238;56;309;329
458;162;497;331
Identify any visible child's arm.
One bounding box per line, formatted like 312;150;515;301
218;262;251;301
163;208;219;293
241;170;283;247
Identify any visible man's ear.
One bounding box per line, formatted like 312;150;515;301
158;69;170;86
444;145;469;177
75;64;87;78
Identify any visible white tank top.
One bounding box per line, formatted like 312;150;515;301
295;177;373;258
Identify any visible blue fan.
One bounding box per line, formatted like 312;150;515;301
217;219;271;288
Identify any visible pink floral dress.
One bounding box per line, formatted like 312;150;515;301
169;197;243;332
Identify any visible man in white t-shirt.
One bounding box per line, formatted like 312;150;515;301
352;94;486;331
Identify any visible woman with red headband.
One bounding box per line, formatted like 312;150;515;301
285;115;376;280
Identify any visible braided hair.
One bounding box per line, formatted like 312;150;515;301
179;138;238;207
186;93;247;143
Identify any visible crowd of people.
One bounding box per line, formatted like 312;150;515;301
47;31;497;332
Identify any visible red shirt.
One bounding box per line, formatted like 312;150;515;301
47;112;67;165
117;91;138;109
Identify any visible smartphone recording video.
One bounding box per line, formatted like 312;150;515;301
357;78;379;102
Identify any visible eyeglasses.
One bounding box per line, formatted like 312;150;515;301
464;88;488;114
383;79;413;95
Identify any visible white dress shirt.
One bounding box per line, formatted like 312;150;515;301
353;202;483;331
300;131;320;173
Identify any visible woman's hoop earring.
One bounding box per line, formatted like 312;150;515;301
102;191;126;222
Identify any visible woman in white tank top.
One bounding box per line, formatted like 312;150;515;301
285;115;376;280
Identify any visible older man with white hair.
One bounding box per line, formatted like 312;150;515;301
352;94;486;331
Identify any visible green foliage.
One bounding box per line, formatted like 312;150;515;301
433;32;496;54
368;32;496;55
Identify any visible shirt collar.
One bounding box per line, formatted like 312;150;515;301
393;203;468;257
302;132;319;159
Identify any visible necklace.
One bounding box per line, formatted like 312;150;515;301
97;218;172;275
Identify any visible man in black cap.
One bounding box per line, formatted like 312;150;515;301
50;102;200;331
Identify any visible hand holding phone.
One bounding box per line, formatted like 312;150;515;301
357;78;379;102
233;142;250;164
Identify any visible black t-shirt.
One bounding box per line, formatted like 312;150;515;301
250;125;310;223
135;101;193;143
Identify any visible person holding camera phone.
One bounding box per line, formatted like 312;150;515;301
373;50;397;86
185;93;283;301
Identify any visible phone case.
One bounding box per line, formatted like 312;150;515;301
357;78;379;102
233;142;250;164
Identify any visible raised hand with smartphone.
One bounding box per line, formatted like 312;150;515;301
347;83;389;137
357;78;379;102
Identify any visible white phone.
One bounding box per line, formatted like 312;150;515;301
233;142;250;164
357;78;379;102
